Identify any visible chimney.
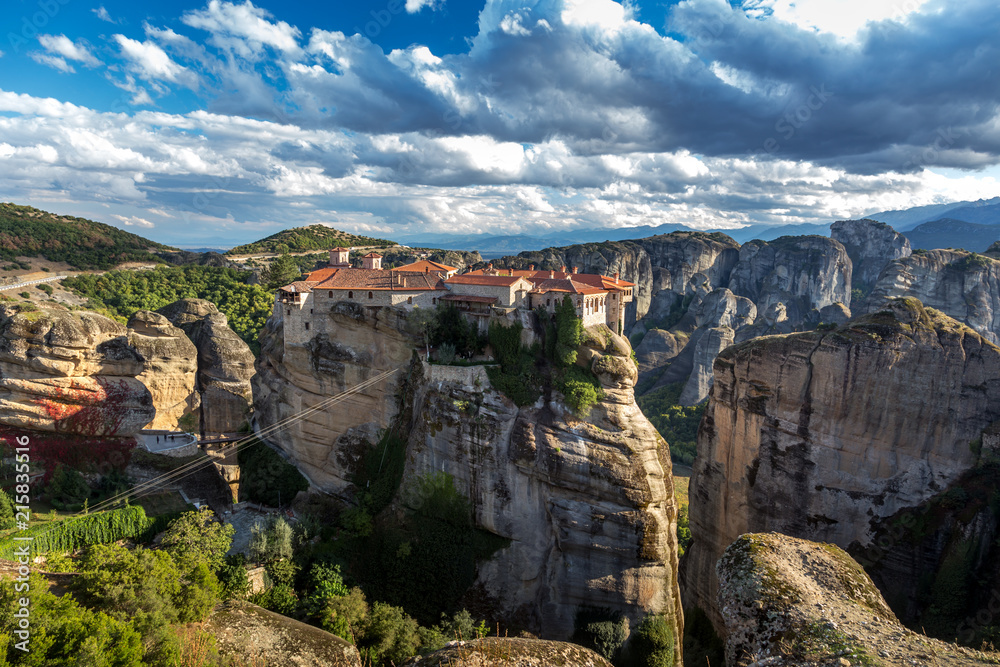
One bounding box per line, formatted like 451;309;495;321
560;265;566;273
425;266;429;273
549;270;555;279
529;264;535;271
572;266;578;274
508;268;513;276
614;272;619;284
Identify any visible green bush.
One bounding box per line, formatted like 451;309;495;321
0;505;170;558
628;613;675;667
218;554;251;601
47;463;92;510
676;506;691;557
556;365;604;416
160;507;235;571
485;321;541;406
237;439;309;507
37;283;53;295
554;295;582;366
573;607;628;661
18;291;29;299
0;488;14;530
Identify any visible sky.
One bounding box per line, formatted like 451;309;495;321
1;0;999;246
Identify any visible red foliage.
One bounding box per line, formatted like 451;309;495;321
36;377;136;437
0;427;136;482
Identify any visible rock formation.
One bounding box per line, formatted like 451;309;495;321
127;310;200;430
831;218;912;291
401;326;682;651
717;532;1000;666
988;240;1000;257
401;638;613;666
0;304;154;436
684;298;1000;629
253;302;415;492
866;249;1000;344
727;235;852;323
158;299;255;434
633;329;682;388
206;601;361;667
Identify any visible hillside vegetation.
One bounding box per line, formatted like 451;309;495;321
0;202;172;269
227;224;395;255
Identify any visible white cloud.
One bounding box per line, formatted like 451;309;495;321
113;35;197;89
111;214;155;228
741;0;934;40
405;0;442;13
38;34;101;67
30;53;75;74
182;0;301;57
93;6;117;23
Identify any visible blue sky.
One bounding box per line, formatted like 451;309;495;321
1;0;999;246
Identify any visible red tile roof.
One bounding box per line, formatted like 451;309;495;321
531;278;606;295
392;259;457;273
314;269;445;291
465;268;634;289
278;280;319;293
331;246;350;251
363;252;382;258
445;274;527;287
305;267;341;282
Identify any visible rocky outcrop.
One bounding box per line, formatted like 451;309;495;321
678;326;734;406
866;249;1000;344
831;218;912;291
684;298;1000;630
401;638;612;666
127;310;200;430
0;304;154;436
717;532;999;666
988;240;1000;257
206;601;361;667
253;303;415;493
159;299;255;434
402;326;682;652
728;235;852;323
633;329;682;388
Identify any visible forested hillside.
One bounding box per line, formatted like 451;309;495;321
227;224;395;255
63;266;273;352
0;203;171;269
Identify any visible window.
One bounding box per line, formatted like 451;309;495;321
328;291;332;298
348;291;353;299
432;298;437;305
407;296;413;304
305;322;310;331
310;309;313;314
368;291;373;299
286;309;290;316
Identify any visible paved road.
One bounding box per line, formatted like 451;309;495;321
0;275;67;291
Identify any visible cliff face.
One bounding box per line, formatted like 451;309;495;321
128;310;200;430
0;304;154;436
728;235;852;322
402;331;682;648
253;302;415;494
717;533;999;666
401;638;612;667
831;218;912;291
159;299;255;434
684;298;1000;629
866;249;1000;344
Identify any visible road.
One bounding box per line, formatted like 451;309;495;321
0;275;67;291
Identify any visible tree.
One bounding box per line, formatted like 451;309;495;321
160;508;234;572
554;295;583;366
47;463;91;509
359;602;422;667
261;253;301;290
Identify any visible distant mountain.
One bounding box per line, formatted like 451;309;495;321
226;224;396;255
398;221;836;254
865;197;1000;231
0;202;174;270
903;218;1000;252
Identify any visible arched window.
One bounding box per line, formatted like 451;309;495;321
368;291;373;299
348;291;353;299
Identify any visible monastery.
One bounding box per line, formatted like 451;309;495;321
277;248;634;345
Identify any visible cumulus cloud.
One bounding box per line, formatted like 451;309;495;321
113;35;199;91
405;0;443;13
182;0;301;57
38;34;101;67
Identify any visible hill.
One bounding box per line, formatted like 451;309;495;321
226;224;396;255
903;217;1000;251
866;196;1000;231
0;202;172;270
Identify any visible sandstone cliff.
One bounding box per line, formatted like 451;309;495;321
0;304;154;436
401;328;682;651
159;299;255;434
866;249;1000;344
831;218;912;291
683;298;1000;630
727;235;852;323
127;310;200;430
717;532;999;666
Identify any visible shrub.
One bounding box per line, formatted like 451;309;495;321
161;507;235;571
573;607;628;661
628;613;675;667
37;283;53;295
0;505;172;558
47;464;92;510
0;488;14;530
18;291;30;299
556;365;604;416
436;342;457;364
359;602;422;667
218;554;251;600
